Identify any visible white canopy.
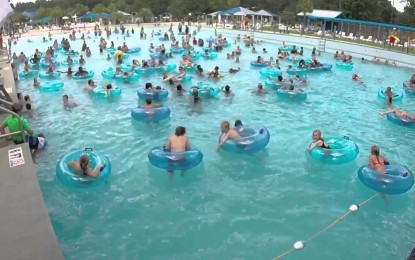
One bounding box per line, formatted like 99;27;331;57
0;0;13;29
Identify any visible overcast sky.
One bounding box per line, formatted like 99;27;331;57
9;0;407;12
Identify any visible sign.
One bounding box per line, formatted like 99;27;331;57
8;147;25;168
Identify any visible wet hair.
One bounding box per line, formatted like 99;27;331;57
289;85;295;91
278;75;283;81
146;98;152;104
214;66;219;70
155;86;161;90
177;84;182;90
312;129;322;138
62;94;69;99
225;85;230;92
24;95;30;101
26;103;31;110
11;102;22;113
79;155;89;172
106;84;113;89
234;120;242;127
145;83;153;89
88;79;94;85
371;146;380;156
221;121;230;130
175;126;186;136
17;92;22;100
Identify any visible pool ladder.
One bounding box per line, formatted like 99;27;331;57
318;38;326;53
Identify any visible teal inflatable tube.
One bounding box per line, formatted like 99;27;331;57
19;70;39;79
38;81;64;92
277;89;307;100
336;62;354;70
56;148;111;188
73;71;94;80
92;87;122;98
308;136;359;165
61;60;79;66
39;71;61;79
115;73;139;83
189;84;219;98
377;89;403;101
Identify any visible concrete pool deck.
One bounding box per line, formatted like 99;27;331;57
0;53;63;259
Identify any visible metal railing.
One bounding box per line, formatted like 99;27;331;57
0;98;25;143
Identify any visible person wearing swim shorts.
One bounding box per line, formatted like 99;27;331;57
0;102;36;145
26;133;46;163
306;130;330;151
68;155;105;178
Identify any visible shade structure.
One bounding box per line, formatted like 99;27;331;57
233;11;246;16
0;0;13;28
256;10;278;17
62;16;69;20
224;7;257;16
79;12;98;20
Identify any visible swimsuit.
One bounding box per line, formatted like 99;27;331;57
318;139;330;149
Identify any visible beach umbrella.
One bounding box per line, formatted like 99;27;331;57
62;16;69;20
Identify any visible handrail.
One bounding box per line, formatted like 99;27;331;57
0;101;25;143
0;98;12;107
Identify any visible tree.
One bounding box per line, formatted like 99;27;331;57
92;4;108;14
138;8;154;22
11;14;26;24
227;0;240;8
49;7;65;23
36;7;49;19
297;0;314;34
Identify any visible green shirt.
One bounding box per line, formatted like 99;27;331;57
2;115;30;142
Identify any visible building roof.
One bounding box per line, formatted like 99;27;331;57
297;9;345;19
224;7;257;16
0;0;13;28
256;10;278;17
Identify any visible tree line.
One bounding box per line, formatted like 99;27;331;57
9;0;415;28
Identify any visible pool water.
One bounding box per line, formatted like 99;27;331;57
13;26;415;259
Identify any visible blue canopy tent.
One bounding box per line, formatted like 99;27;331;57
98;13;112;19
79;12;99;22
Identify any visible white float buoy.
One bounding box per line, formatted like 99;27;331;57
349;204;359;212
294;241;305;250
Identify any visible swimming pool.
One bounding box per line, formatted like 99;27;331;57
14;25;415;259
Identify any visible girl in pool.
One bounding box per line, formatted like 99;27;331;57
369;146;389;174
68;155;105;178
383;86;397;106
216;121;241;153
306;130;330;151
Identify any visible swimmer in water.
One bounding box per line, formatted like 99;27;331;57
68;155;105;178
216;121;241;152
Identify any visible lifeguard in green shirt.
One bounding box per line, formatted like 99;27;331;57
0;103;35;144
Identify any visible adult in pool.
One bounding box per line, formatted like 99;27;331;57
165;126;191;154
216;121;241;152
84;79;96;92
380;109;415;120
68;155;105;178
368;145;389;174
306;130;330;151
141;98;161;110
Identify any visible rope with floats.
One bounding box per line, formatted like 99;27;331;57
274;163;415;260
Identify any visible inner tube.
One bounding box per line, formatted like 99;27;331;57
220;125;270;154
102;69;116;79
308;136;359;165
19;70;39;79
386;113;415;128
190;84;219;98
322;63;333;71
131;106;171;122
260;67;282;78
150;52;168;61
201;53;218;59
287;68;308;77
137;88;169;101
73;71;94;80
166;64;177;72
92;87;122;99
158;37;169;41
403;81;415;95
40;59;60;68
264;78;283;89
39;71;61;79
377;89;403;101
336;62;353;70
126;48;141;54
148;146;203;171
38;81;64;92
55;148;111;188
358;164;414;195
171;47;184;54
250;61;268;68
277;88;307;100
61;60;79;66
280;46;292;52
115;73;139;83
60;51;80;57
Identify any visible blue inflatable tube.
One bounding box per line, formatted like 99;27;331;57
61;60;79;66
73;71;94;80
191;53;201;62
287;68;308;77
131;106;171;122
158;37;169;41
403;81;415;95
277;89;307;100
223;43;231;48
56;148;111;188
358;164;414;195
308;136;359;165
39;71;61;79
102;69;115;79
106;48;116;54
40;59;60;68
264;78;283;89
202;47;216;53
148;146;203;171
115;73;139;83
137;88;169;101
120;64;135;72
250;61;268;67
38;82;64;92
220;125;270;154
378;89;403;101
19;70;38;79
336;62;353;70
280;46;292;52
260;67;282;77
308;66;323;72
92;87;122;98
60;51;80;57
178;75;192;83
39;53;58;59
150;52;168;61
386;113;415;128
190;84;219;98
126;47;141;54
322;63;333;71
166;64;177;72
134;67;165;75
201;53;218;59
171;47;184;54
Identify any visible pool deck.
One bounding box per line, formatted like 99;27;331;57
0;53;63;259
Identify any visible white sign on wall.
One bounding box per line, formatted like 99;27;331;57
8;147;25;168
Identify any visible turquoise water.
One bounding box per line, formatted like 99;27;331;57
13;26;415;259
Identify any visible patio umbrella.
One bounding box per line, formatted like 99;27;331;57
62;16;69;20
233;11;246;16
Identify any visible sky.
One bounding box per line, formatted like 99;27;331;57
9;0;407;12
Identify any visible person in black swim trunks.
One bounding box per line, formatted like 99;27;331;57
306;129;330;151
68;155;105;178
